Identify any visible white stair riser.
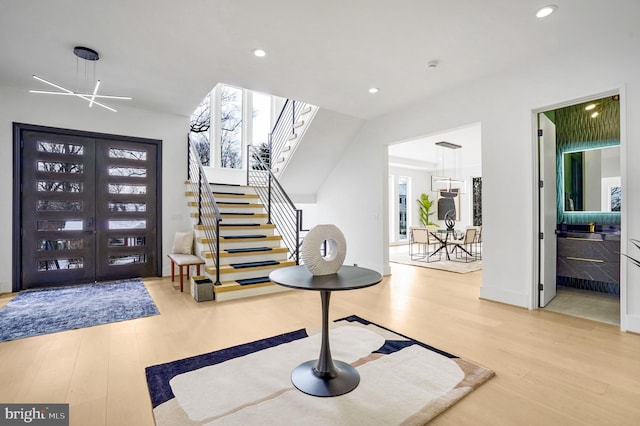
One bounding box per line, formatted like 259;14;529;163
219;239;282;249
218;204;264;214
219;217;268;225
219;228;275;237
216;252;289;265
210;185;257;195
190;204;265;211
213;195;259;203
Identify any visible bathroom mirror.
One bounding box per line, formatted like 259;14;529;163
563;146;620;212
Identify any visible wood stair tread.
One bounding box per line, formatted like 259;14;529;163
221;212;267;217
196;224;275;230
214;279;275;293
218;202;263;208
212;192;259;198
220;224;275;229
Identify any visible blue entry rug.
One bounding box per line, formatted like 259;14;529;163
0;278;159;342
145;315;494;425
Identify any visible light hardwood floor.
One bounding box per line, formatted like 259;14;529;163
1;264;639;425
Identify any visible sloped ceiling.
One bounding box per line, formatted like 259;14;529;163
1;1;638;120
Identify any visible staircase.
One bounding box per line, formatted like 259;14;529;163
270;100;318;176
188;183;295;301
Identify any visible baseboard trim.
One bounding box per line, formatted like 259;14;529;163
623;313;640;333
480;285;529;308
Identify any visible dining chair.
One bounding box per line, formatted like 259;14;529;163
463;226;482;260
473;226;482;260
410;227;440;262
446;227;477;262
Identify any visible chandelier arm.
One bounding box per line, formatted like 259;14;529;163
74;94;116;112
29;90;131;100
32;75;73;94
89;80;100;108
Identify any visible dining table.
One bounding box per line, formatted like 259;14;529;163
428;228;459;261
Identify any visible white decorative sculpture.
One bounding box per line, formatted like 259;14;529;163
301;224;347;275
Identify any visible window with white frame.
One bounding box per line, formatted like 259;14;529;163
219;85;243;169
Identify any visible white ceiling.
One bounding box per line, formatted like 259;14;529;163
1;1;638;120
388;123;482;171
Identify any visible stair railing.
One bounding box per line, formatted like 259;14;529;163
188;136;222;285
247;145;302;264
268;99;311;173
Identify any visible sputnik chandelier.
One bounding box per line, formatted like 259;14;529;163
30;46;132;112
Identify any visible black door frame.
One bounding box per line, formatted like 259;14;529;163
12;122;163;292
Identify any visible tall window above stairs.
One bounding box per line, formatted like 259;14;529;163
190;84;281;173
220;85;243;169
252;92;271;149
251;92;272;168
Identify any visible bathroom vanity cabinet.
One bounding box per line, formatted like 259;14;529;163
556;227;620;293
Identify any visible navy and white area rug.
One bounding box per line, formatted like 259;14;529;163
146;315;495;425
0;278;159;342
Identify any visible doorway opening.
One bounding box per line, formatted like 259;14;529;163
387;123;482;267
536;94;621;325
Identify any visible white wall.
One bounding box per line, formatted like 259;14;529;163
0;86;191;293
311;36;640;332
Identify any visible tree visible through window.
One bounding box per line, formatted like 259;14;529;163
220;86;243;168
189;93;211;166
189;86;279;169
252;92;271;169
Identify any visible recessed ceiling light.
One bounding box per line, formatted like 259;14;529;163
252;48;267;58
368;87;379;94
585;103;597;111
591;111;600;118
536;5;557;18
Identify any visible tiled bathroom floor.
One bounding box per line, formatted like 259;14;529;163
544;286;620;326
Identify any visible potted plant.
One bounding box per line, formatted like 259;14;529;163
416;193;439;227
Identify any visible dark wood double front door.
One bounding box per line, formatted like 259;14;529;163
15;124;161;290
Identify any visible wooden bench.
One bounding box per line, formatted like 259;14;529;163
167;254;205;292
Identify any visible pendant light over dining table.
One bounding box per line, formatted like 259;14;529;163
432;140;465;221
431;140;465;193
30;46;132;112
